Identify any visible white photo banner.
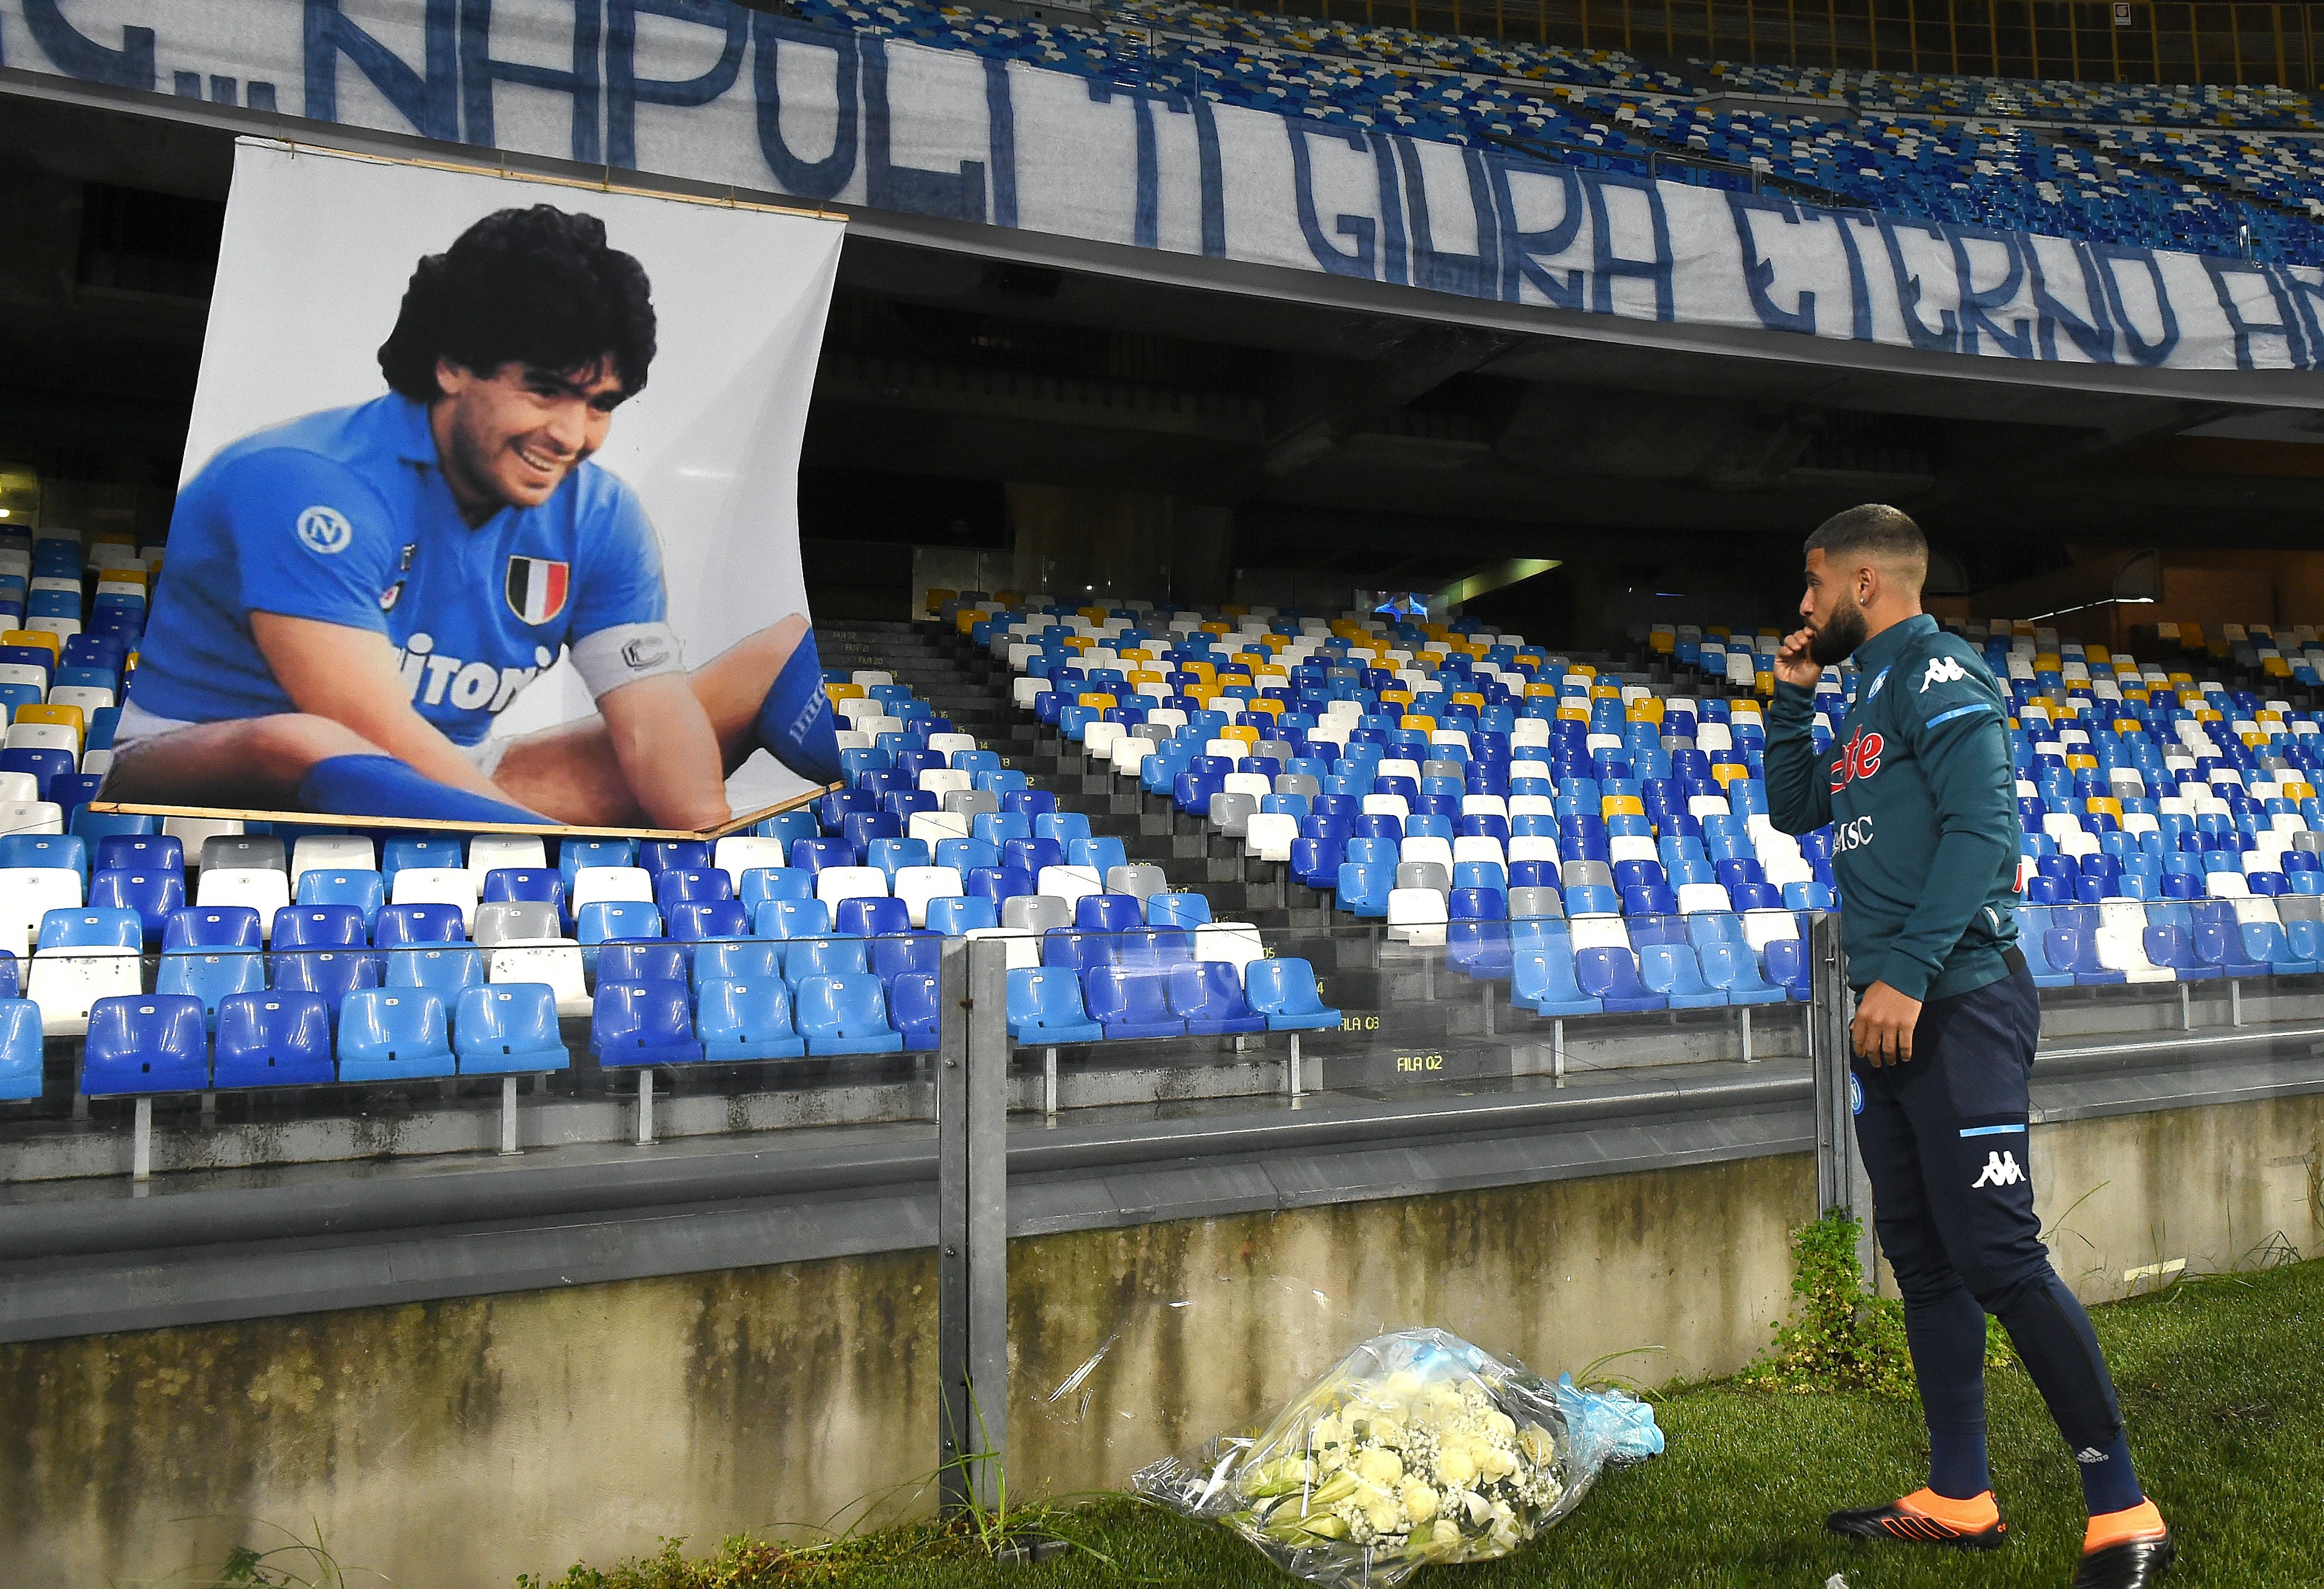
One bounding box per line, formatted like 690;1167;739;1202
1;0;2318;376
131;140;843;827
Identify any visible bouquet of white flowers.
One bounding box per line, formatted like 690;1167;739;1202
1134;1328;1661;1586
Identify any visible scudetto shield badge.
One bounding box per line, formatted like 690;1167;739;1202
505;556;571;625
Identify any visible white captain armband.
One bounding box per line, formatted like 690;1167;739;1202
570;622;687;699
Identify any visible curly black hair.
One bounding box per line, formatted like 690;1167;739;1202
377;205;657;402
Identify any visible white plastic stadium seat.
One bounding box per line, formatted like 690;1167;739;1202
1400;836;1454;872
390;867;478;929
4;724;76;758
163;816;241;860
919;768;971;798
814;866;889;909
712;836;789;891
1193;922;1264;970
485;944;591;1017
570;866;654;913
28;943;144;1037
48;686;112;716
891;866;965;928
1676;883;1735;916
197;867;292;937
0;868;82;956
291;835;376;880
1036;865;1101;912
1244;814;1298;864
466;835;548;882
908;811;970;847
1386;888;1448;947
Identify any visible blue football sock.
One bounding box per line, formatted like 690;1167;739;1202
2075;1430;2143;1516
755;628;842;785
297;755;553;826
1903;1285;1993;1499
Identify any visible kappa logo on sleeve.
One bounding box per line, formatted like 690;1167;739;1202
1920;656;1968;690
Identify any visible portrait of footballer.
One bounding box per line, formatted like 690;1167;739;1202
101;203;842;830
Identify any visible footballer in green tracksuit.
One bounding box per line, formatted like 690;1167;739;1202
1767;505;2171;1589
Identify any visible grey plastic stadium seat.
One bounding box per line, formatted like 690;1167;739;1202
1275;773;1320;799
943;789;999;819
1421;759;1466;782
2277;894;2324;923
1253;739;1296;763
1105;864;1166;903
1661;735;1695;752
1207;792;1258;838
2296;831;2323;855
1395;860;1450;894
1508;886;1565;920
474;901;559;945
202;834;287;874
1003;894;1071;934
1131;723;1169;742
1561;859;1613;891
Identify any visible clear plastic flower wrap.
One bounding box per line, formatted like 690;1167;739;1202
1132;1328;1663;1586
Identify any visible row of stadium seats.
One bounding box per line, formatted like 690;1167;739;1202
783;0;2324;265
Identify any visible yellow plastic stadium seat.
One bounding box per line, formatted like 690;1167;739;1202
2084;797;2123;821
1221;724;1259;745
1129;669;1163;686
1213;672;1251;690
1400;715;1436;733
1246;697;1284;718
1570;664;1597;678
2285;781;2317;801
826;683;865;702
1221;606;1248;620
1184;683;1219;704
1201;622;1232;637
1526;682;1559;698
1601;795;1646;817
1120;650;1154;665
2032;652;2061;672
2115;718;2144;734
16;703;83;737
1710;763;1750;788
2243;732;2270;749
1449;691;1484;709
1253;666;1288;682
1591;683;1622;699
1182;660;1216;684
1232;651;1267;670
2264;657;2293;677
992;590;1023;609
924;588;956;614
1647;632;1675;654
1556;705;1589;721
2064;753;2098;771
2167;671;2194;685
1420;624;1449;641
1078;606;1105;623
1377;689;1413;707
2086;646;2110;665
2;631;57;662
1077;693;1117;710
1627;698;1664;723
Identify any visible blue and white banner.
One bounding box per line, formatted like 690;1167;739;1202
4;0;2320;371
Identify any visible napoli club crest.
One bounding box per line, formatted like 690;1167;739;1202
505;556;571;624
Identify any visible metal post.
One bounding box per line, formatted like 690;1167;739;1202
1288;1032;1304;1096
500;1075;521;1156
636;1070;655;1147
1809;914;1876;1285
1552;1017;1564;1083
2181;983;2193;1031
1043;1047;1058;1116
1739;1004;1754;1063
937;935;1009;1516
132;1096;152;1182
2230;977;2244;1027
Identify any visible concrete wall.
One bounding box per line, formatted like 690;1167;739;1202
5;1093;2317;1587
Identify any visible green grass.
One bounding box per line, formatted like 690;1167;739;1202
529;1257;2324;1588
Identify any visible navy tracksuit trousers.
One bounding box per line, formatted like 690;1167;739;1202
1853;959;2130;1488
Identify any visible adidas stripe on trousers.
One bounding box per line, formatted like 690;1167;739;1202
1851;960;2129;1462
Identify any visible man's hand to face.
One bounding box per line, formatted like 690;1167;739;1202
1852;979;1924;1066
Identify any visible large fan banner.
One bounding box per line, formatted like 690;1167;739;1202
108;141;845;830
0;0;2317;372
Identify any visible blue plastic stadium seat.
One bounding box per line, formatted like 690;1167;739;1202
1697;940;1785;1005
1575;946;1666;1012
695;978;808;1061
1167;960;1265;1035
1638;942;1729;1008
694;939;784;985
1042;929;1114;974
211;990;335;1087
793;973;904;1055
335;988;456;1082
1082;965;1184;1040
382;837;464;886
89;868;184;943
386;945;485;995
1513;943;1599;1015
273;904;369;951
652;868;731;909
925;896;999;935
94;835;182;875
889;971;940;1051
486;868;570;922
157;947;266;1030
1006;965;1104;1044
1076;894;1142;934
870;932;942;989
1336;861;1392;918
1145;891;1212;929
557;838;638;890
272;946;383;1017
753;810;818;850
1762;937;1814;1000
453;983;568;1073
783;936;869;986
38;906;142;953
373;903;467;948
162;906;262;952
740;868;815;911
755;897;833;940
0;998;41;1099
1244;958;1342;1030
1;833;87;886
668;900;750;941
81;994;210;1095
592;980;703;1066
578;900;661;944
597;940;689;985
640;839;714;877
296;868;387;931
836;896;913;938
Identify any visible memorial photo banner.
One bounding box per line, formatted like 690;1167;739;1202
111;140;844;828
2;0;2320;370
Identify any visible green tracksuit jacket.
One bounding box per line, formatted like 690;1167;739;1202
1765;613;2023;1002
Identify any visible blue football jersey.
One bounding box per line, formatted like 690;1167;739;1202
134;393;672;747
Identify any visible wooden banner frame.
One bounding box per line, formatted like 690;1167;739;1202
91;781;836;843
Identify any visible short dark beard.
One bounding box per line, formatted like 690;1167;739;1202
1808;602;1868;666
